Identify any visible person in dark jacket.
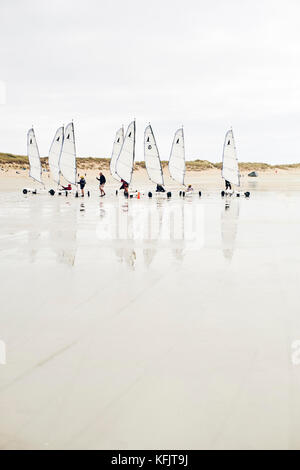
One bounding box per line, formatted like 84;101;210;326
96;172;106;196
225;180;232;190
120;179;129;197
79;176;86;197
156;184;165;192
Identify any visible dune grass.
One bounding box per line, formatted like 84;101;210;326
1;152;300;172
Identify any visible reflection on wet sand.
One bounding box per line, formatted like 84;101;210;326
24;198;78;266
20;196;203;269
106;198;193;268
26;199;43;263
3;191;300;449
171;204;185;262
99;201;106;219
221;197;240;260
48;200;77;266
115;247;137;270
143;200;164;267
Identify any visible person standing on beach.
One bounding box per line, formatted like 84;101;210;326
225;180;232;191
79;176;86;197
96;172;106;197
156;184;165;193
120;179;129;197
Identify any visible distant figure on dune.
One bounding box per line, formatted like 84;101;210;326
186;184;193;192
225;180;232;190
97;172;106;197
79;176;86;197
156;184;165;193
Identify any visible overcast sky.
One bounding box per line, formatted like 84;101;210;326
1;0;300;163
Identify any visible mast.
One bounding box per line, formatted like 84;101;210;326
222;128;240;187
116;120;136;184
110;127;124;181
144;124;164;186
27;128;43;184
60;122;77;185
48;126;64;185
168;127;185;185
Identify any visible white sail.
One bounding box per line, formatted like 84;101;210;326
27;128;42;184
222;129;240;187
110;127;124;181
144;125;164;186
116;121;136;184
169;128;185;185
49;126;64;185
60;122;77;185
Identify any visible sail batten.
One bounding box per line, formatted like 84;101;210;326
222;129;240;187
49;126;64;185
116;121;136;184
144;125;164;186
27;128;42;184
168;128;185;185
60;122;77;185
110;127;124;181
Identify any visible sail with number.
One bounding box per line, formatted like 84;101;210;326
116;121;136;184
49;126;64;185
60;122;77;185
110;127;124;181
27;128;42;184
169;128;185;185
222;129;240;187
144;124;164;186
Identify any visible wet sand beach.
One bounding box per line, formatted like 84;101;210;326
1;170;300;449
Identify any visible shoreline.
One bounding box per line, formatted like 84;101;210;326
1;167;300;193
